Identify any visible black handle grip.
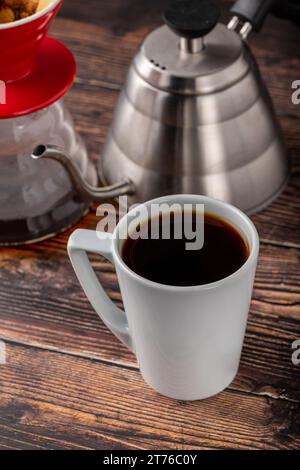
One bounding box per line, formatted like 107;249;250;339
162;0;220;39
230;0;273;31
272;0;300;25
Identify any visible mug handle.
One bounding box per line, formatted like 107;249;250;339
67;229;134;352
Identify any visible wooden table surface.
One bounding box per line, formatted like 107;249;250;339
0;0;300;450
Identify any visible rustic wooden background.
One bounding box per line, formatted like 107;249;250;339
0;0;299;449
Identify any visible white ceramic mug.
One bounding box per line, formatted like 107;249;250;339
67;195;259;400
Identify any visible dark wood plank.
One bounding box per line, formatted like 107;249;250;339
1;342;299;450
59;0;170;27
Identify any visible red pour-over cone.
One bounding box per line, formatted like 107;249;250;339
0;0;62;82
0;0;76;119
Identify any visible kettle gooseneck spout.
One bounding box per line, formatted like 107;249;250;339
31;145;135;202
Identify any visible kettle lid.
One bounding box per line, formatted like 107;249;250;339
134;0;249;95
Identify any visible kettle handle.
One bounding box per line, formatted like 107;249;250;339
229;0;273;39
31;145;135;202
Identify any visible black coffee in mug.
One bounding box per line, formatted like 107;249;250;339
121;211;249;287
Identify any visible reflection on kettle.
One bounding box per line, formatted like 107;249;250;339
34;0;290;216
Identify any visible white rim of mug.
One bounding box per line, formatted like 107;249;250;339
113;194;260;292
0;0;60;29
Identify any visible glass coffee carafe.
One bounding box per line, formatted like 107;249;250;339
0;100;97;244
0;0;97;244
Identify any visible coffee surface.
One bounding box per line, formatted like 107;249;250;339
121;212;249;287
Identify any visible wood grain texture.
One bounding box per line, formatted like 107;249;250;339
0;0;300;450
1;342;299;450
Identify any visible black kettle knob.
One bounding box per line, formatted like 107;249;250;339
162;0;220;39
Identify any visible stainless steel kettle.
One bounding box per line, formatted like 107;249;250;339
33;0;289;214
